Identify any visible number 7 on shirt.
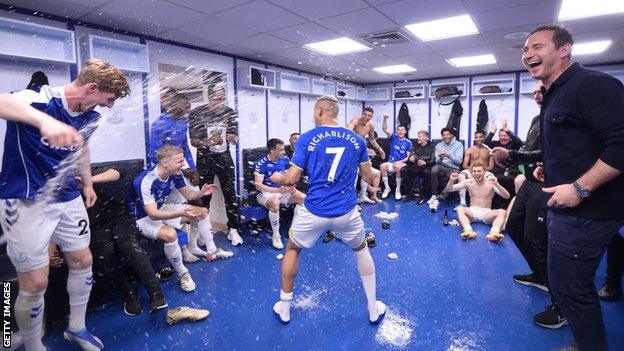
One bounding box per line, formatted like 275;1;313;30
326;147;345;181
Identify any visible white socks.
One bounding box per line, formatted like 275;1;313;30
187;222;206;256
382;176;390;189
355;246;378;321
67;267;93;332
164;239;188;277
360;178;369;197
14;290;46;351
196;218;217;254
273;290;293;322
269;211;280;237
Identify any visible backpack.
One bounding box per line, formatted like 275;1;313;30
479;85;502;94
434;85;462;99
394;90;412;98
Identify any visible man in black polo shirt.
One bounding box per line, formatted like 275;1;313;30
522;24;624;351
188;84;243;246
402;130;434;203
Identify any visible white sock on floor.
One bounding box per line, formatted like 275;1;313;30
67;267;93;332
14;290;46;351
269;210;280;236
164;240;188;277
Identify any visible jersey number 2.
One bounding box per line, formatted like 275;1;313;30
77;219;88;236
326;147;345;181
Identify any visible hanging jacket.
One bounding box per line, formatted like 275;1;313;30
446;100;463;138
397;103;411;136
476;99;488;133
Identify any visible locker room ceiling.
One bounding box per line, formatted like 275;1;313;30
3;0;623;83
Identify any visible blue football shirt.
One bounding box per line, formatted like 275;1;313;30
0;86;101;202
290;125;369;217
387;134;413;162
126;166;187;220
254;155;290;188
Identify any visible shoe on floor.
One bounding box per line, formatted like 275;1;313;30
272;233;284;249
598;283;622;300
63;328;104;351
534;304;568;329
156;266;174;283
179;272;196;292
394;191;402;200
369;300;386;325
186;244;208;258
182;246;200;263
122;290;142;316
460;229;477;240
227;229;244;246
513;273;549;292
206;248;234;261
359;195;375;204
323;231;335;243
366;232;376;248
381;188;390;199
166;306;210;325
273;301;290;324
148;291;168;314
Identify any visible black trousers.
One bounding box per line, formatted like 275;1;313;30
197;152;239;228
402;165;431;199
547;212;624;351
605;231;624;287
506;180;549;284
90;215;161;299
430;164;457;195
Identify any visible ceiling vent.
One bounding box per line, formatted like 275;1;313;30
361;30;409;46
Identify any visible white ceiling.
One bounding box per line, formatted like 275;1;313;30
2;0;623;83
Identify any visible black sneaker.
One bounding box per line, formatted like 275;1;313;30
598;283;622;301
323;231;335;243
123;291;142;316
148;291;168;314
366;233;376;248
513;273;549;292
533;304;567;329
156;266;174;283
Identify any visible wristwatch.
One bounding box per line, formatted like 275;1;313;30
572;181;590;198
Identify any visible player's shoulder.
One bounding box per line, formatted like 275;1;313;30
11;85;59;105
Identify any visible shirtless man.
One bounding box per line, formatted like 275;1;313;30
347;107;383;203
444;164;510;242
458;130;495;207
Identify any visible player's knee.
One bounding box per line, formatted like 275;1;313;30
25;275;49;292
159;227;178;243
67;250;93;269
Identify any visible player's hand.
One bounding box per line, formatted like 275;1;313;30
39;116;84;149
281;186;296;194
417;159;426;166
449;173;459;182
83;186;97;208
379;150;386;160
183;206;207;221
487;177;499;185
270;172;283;184
490;147;509;162
409;155;416;162
489;121;497;134
383;114;389;120
501;118;509;130
48;245;64;268
200;183;218;196
543;183;582;209
438;151;449;158
533;163;545;183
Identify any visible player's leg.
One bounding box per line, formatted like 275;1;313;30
1;199;59;351
55;198;104;350
458;207;477;240
458;170;471;207
394;163;405;200
485;209;506;242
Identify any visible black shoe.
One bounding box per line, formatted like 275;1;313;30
156;266;174;283
533;304;567;329
148;291;168;314
513;273;549;292
366;233;376;248
323;231;335;243
123;291;142;316
598;283;622;301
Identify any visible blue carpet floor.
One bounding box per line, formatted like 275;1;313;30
43;200;624;350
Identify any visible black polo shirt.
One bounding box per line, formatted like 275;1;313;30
540;63;624;219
